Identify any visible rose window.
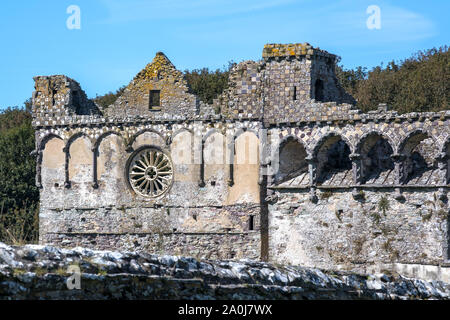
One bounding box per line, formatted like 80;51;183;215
127;148;173;198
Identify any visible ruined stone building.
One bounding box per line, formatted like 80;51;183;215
32;43;450;276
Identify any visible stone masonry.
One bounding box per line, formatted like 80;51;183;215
31;43;450;279
1;242;449;300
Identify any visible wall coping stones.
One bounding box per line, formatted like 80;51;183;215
0;242;449;299
32;109;450;129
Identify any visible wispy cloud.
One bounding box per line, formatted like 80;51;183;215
168;1;437;48
99;0;295;23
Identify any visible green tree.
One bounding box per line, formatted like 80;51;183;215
0;107;39;244
93;86;126;109
184;62;234;104
336;46;449;113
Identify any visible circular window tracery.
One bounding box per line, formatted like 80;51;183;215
127;147;173;198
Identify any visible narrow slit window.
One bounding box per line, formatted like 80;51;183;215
249;215;255;231
149;90;161;109
293;86;297;101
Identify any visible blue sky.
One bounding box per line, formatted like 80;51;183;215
0;0;448;109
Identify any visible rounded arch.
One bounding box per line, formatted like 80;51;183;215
356;130;395;155
202;128;223;142
273;135;308;161
274;135;309;185
38;133;64;151
171;129;195;180
397;129;437;155
227;130;260;204
233;130;260;166
94;131;124;151
233;127;260;140
204;131;225;165
398;129;440;185
312;131;353;157
96;132;126;186
313;132;353;186
277;135;307;153
65;132;94;152
172;127;194;141
356;131;395;184
128;128;166;147
39;134;65;189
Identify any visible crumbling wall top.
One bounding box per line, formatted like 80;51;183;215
262;43;337;61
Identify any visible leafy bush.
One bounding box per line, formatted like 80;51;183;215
93;86;126;109
0;107;39;244
184;62;234;104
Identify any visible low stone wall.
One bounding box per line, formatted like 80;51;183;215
0;243;449;300
43;232;261;261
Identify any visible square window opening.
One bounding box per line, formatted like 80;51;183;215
149;90;161;110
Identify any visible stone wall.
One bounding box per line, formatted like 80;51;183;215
1;243;449;300
35;119;263;260
269;189;449;269
31;43;450;273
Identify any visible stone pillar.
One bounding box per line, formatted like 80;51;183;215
63;144;71;189
349;153;362;185
391;153;406;200
436;152;448;201
306;155;318;203
350;153;364;200
198;139;205;187
92;146;99;189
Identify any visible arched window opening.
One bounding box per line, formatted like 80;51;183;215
316;136;352;186
359;134;394;184
275;138;308;186
400;132;439;185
